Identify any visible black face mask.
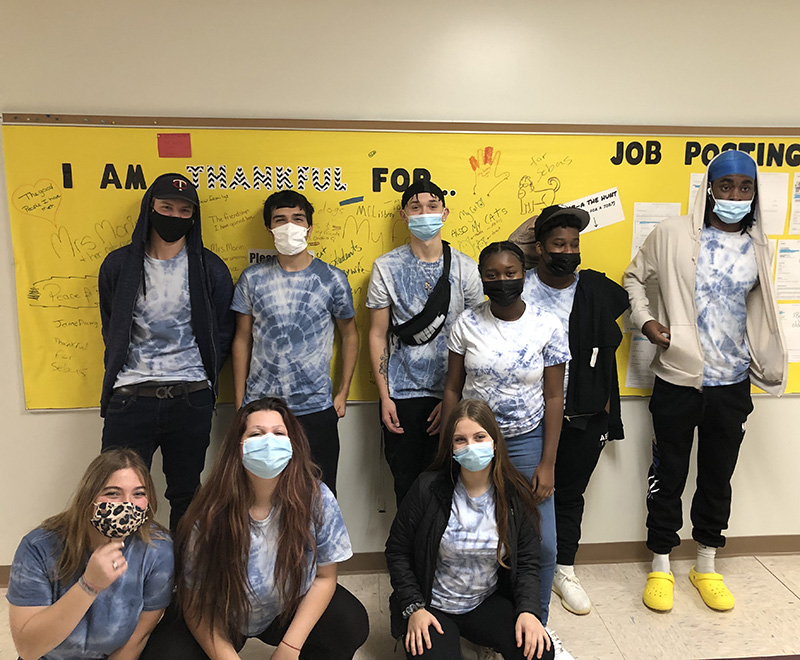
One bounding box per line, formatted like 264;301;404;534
543;251;581;277
149;209;194;243
483;278;524;307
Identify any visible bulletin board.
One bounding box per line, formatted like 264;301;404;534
3;114;799;409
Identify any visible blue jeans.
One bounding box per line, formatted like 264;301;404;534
505;424;556;626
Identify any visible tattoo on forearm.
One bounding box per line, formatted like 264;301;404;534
379;347;389;383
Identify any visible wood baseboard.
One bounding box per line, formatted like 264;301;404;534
337;534;800;574
2;535;797;585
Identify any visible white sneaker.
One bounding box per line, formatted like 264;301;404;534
552;568;592;615
545;628;576;660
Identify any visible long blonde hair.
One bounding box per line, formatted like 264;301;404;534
40;448;162;582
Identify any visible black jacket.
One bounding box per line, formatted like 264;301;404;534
385;469;542;639
564;269;629;440
97;175;235;415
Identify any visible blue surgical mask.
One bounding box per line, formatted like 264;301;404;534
242;433;293;480
453;443;494;472
407;213;444;241
711;195;753;224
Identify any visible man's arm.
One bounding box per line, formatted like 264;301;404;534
368;307;403;433
207;255;236;365
623;242;670;348
232;313;254;409
333;316;359;418
98;256;118;344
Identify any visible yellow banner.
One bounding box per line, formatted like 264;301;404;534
3;122;798;408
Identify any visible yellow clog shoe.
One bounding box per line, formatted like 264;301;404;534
689;567;735;611
643;571;674;612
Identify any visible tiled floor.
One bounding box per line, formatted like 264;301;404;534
2;555;798;659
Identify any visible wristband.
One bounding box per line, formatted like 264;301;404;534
401;601;426;619
281;639;301;652
78;575;101;597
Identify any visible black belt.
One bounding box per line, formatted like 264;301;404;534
113;381;209;399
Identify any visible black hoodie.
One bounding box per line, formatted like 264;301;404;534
97;174;235;415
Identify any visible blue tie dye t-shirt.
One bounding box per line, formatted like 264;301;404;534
231;257;355;414
7;527;174;660
430;479;499;614
366;244;483;399
115;247;208;387
243;483;352;635
448;301;571;437
695;225;758;386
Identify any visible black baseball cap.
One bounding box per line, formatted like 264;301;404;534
533;205;590;242
149;173;199;206
401;180;445;208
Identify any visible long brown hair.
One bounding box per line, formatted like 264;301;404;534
175;397;322;642
430;399;540;567
40;448;161;583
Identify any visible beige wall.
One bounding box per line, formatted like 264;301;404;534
2;0;799;563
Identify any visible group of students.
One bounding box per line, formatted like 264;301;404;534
7;148;787;659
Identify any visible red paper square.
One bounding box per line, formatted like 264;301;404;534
157;133;192;158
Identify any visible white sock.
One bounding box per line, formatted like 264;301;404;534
555;564;575;577
652;553;670;573
696;544;716;573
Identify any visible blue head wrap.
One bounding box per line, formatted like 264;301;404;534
708;150;757;182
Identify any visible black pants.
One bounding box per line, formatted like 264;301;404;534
141;585;369;660
296;406;340;497
382;396;441;508
553;411;608;566
406;592;554;660
646;376;753;554
101;386;214;532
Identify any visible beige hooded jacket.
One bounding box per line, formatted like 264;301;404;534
623;153;787;395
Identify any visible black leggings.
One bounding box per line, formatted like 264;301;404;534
404;592;554;660
141;584;369;660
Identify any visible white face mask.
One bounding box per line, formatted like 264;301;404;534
711;195;753;224
271;223;308;256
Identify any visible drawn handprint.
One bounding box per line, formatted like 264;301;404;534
469;146;510;196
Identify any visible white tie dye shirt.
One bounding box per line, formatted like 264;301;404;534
115;248;207;387
244;483;352;635
695;225;758;386
430;479;500;614
522;268;578;398
448;301;571;437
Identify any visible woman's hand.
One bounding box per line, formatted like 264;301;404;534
83;540;127;592
405;608;444;656
515;612;551;660
531;462;554;502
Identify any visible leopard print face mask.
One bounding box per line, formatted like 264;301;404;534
90;501;147;538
